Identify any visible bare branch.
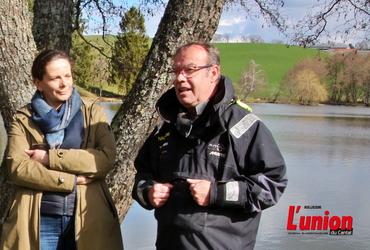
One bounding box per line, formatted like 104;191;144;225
76;29;112;59
348;0;370;16
253;0;286;33
293;0;370;46
92;0;115;50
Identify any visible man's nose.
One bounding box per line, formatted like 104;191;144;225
175;71;187;82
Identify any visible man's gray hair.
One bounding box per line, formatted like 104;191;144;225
174;42;220;66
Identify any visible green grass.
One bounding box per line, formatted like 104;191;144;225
84;34;117;56
214;43;320;88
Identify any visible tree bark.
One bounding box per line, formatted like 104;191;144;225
107;0;225;221
32;0;73;52
0;0;36;231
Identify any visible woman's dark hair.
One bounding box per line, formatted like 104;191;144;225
31;49;72;80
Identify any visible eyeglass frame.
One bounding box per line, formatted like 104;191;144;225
169;64;213;78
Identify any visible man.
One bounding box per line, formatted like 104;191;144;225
132;42;287;250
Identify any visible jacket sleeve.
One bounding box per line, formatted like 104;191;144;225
48;105;116;179
6;117;75;192
210;118;287;213
131;127;159;210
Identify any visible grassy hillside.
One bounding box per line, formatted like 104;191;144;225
85;34;117;55
214;43;319;88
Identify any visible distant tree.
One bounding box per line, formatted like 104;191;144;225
249;34;264;43
326;51;369;104
224;33;231;43
282;57;328;104
271;39;284;44
237;60;267;100
326;53;346;103
341;52;362;103
282;57;327;101
91;57;110;97
356;40;370;50
361;55;370;106
110;7;150;95
290;69;328;105
70;31;94;88
212;33;222;42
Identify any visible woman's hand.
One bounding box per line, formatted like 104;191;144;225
76;175;93;185
25;149;49;166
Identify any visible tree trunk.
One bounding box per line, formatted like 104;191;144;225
32;0;73;52
0;0;36;231
107;0;225;221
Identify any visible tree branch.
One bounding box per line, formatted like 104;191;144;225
253;0;286;33
348;0;370;16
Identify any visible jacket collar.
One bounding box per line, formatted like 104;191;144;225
15;97;98;147
16;97;95;118
156;75;236;123
156;76;236;141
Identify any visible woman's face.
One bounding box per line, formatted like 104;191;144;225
34;58;73;109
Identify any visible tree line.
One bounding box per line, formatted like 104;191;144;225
281;51;370;105
237;51;370;106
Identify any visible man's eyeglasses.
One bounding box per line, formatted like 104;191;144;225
169;64;213;78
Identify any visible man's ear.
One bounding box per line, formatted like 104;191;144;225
210;65;220;83
33;79;43;91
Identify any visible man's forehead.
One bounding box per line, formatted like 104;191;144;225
174;46;208;64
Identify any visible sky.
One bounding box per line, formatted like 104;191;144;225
87;0;368;45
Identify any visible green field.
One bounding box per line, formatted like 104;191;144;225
214;43;319;88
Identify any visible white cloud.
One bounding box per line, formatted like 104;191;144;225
219;16;245;27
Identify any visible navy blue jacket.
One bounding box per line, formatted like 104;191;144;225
133;76;287;250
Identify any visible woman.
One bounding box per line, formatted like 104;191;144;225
0;113;6;164
0;50;123;250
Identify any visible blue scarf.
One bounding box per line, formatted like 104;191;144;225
31;88;82;149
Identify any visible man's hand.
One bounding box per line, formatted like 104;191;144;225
25;149;49;166
148;183;173;208
187;179;211;206
76;175;93;185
